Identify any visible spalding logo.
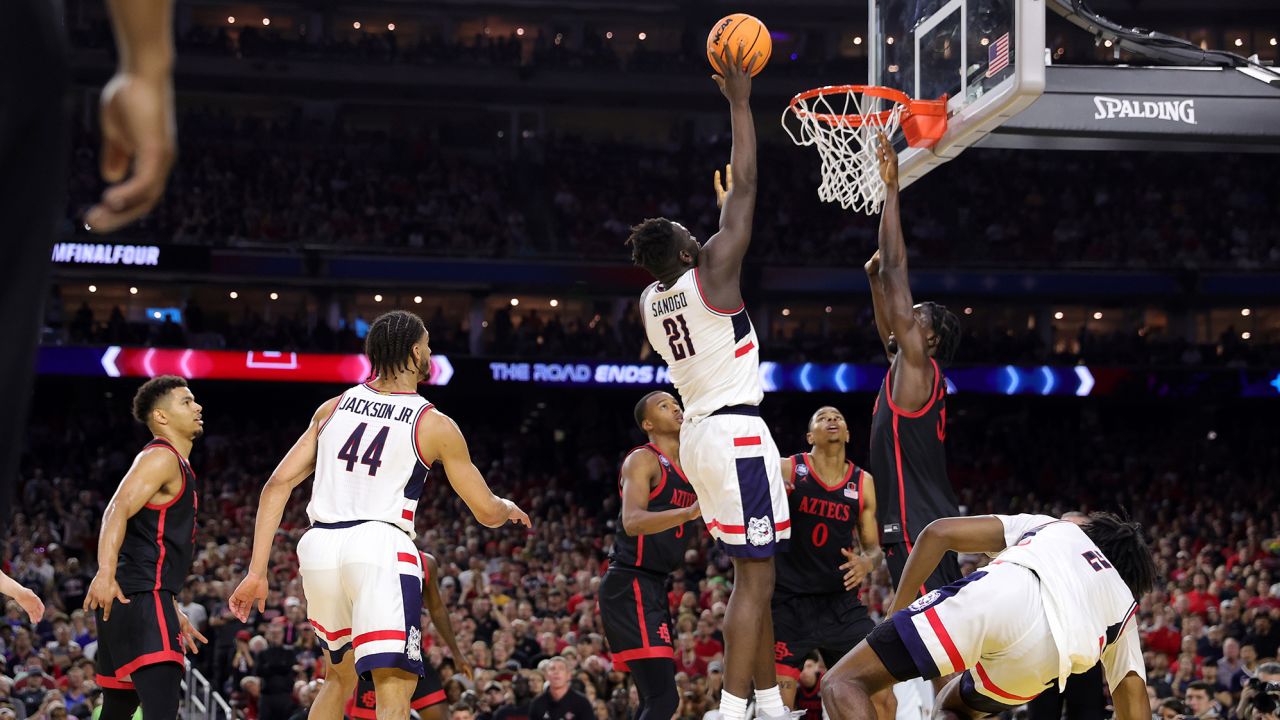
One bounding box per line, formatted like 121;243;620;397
907;589;942;613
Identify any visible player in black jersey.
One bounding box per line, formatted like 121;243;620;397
774;407;893;720
84;376;207;720
864;134;962;598
600;391;701;720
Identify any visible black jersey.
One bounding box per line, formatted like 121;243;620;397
610;444;697;575
116;438;199;596
869;357;958;547
776;454;866;596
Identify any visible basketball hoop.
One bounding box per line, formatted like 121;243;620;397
782;85;947;214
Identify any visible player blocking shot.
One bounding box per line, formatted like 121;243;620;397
230;310;529;720
774;407;893;719
599;392;701;720
821;512;1156;720
627;40;795;720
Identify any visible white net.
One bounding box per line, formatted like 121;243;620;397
782;87;906;215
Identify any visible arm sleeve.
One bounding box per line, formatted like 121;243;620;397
1101;626;1146;691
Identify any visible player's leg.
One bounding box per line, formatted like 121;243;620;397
819;608;895;720
130;662;185;720
349;525;426;720
97;689;141;720
931;674;989;719
627;658;680;720
372;668;419;720
821;641;901;720
770;595;811;709
298;528;359;720
309;648;358;720
411;666;449;720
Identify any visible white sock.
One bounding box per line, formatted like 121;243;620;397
720;690;749;720
755;685;786;716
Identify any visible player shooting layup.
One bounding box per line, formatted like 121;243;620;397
230;311;529;720
627;41;793;720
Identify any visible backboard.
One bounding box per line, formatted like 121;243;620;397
869;0;1046;186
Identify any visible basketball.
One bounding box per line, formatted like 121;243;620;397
706;14;772;76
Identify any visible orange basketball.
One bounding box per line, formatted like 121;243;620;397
706;14;772;77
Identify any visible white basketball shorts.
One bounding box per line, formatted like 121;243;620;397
680;406;790;558
297;520;425;678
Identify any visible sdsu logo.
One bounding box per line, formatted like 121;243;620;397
746;517;773;547
907;590;942;613
406;627;422;662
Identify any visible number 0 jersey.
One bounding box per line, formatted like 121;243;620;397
776;454;866;597
640;268;762;420
308;382;434;536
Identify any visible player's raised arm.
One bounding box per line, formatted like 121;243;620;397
864;252;894;360
873;133;929;363
700;40;762;308
621;451;700;536
840;471;884;591
85;448;179;620
886;516;1007;614
425;411;530;529
229;397;334;621
423;553;473;680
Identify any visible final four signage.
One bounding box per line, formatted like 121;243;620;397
51;242;161;266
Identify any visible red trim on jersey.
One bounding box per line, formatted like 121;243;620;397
636;535;646;566
857;469;866;518
612;647;675;665
707;519;791;535
734;341;755;358
974;663;1037;702
892;414;911;546
397;552;419;566
775;664;802;680
413;690;447;709
310;619;353;642
733;436;761;447
352;630;407;648
632;579;650;647
402;509;414;521
647;443;691;486
95;673;133;689
884;359;941;419
802;453;855;493
363;382;420;396
142;441;188;511
154;591;172;653
153;510;168;591
645;444;669;501
692;268;745;315
317;393;344;436
412;403;435;467
115;649;185;680
924;608;965;672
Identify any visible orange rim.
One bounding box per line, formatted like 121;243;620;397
787;85;912;128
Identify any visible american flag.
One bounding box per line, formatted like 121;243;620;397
985;32;1010;78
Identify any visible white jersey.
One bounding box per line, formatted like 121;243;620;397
308;382;434;537
641;268;762;420
991;514;1145;689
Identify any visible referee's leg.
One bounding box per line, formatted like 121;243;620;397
0;0;70;522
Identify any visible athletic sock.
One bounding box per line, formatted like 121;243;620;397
754;685;786;717
720;690;749;720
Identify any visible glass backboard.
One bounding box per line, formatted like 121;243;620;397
869;0;1045;186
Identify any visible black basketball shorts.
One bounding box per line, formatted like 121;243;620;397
771;591;873;677
348;663;445;717
94;590;186;689
599;565;675;671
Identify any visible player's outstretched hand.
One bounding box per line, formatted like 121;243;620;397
710;40;761;104
84;572;129;621
714;164;733;208
14;586;45;624
229;571;269;622
839;547;873;590
505;500;532;528
875;132;899;189
176;607;209;654
456;655;475;681
85;71;176;233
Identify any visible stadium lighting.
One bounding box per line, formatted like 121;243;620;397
853;36;863;45
1103;39;1113;48
1053;311;1064;320
153;312;162;319
980;38;990;46
88;285;97;293
1241;308;1252;317
886;36;894;45
269;292;279;300
1242;332;1252;340
1234;38;1244;47
387;23;396;32
1093;311;1103;320
606;31;614;40
1271;38;1278;47
550;299;559;308
554;33;563;45
1207;430;1218;440
353;21;361;30
781;308;791;317
516;27;525;37
964;307;974;315
510;298;520;307
374;294;383;302
824;306;832;313
262;17;270;26
227;16;235;24
229;291;238;299
413;296;423;304
129;287;138;295
638;32;647;41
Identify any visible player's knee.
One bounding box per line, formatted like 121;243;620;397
733;557;775;595
821;666;871;707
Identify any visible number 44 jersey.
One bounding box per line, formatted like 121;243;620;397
309;382;434;537
641;268;763;420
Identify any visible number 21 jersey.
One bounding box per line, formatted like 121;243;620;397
309;382;434;536
641;268;762;420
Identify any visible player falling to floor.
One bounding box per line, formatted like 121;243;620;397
774;406;893;720
865;133;963;598
822;512;1157;720
229;310;530;720
347;551;473;720
627;40;794;720
83;376;209;720
599;391;701;720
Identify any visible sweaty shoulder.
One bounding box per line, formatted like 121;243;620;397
621;447;661;487
136;444;181;475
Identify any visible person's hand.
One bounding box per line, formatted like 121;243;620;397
839;548;873;591
83;572;129;621
714;165;732;208
504;500;532;528
13;585;44;624
176;607;209;654
864;250;882;277
85;71;176;233
875;132;899;189
684;502;702;523
456;654;475;681
229;571;269;622
710;40;762;105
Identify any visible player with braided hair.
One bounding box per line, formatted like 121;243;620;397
231;310;529;720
